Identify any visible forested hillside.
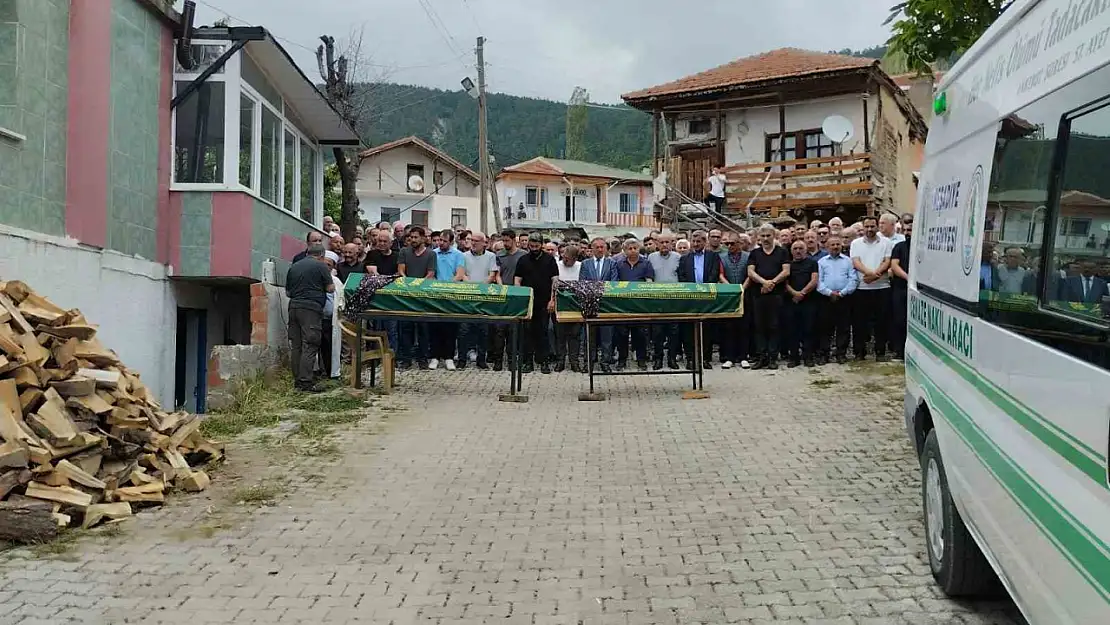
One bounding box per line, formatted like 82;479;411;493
352;46;887;171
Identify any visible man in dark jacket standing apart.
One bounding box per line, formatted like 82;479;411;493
286;242;335;392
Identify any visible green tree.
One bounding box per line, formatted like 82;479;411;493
565;87;589;161
885;0;1011;73
323;163;342;223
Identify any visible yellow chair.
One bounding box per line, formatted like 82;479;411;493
340;320;394;392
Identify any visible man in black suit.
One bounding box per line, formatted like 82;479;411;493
1060;261;1109;303
677;230;726;370
580;237;619;372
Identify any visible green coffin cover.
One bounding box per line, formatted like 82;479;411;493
343;275;534;320
555;282;743;321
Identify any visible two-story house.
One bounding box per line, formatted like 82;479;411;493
621;48;928;226
355;136;487;233
0;1;359;411
495;157;655;230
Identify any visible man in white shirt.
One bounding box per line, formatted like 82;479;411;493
849;216;893;362
648;232;681;370
704;165;726;213
458;231;499;369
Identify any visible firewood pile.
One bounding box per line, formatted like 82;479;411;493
0;281;224;544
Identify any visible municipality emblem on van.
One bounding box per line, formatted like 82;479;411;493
961;165;983;276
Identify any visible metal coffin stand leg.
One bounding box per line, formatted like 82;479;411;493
498;322;529;403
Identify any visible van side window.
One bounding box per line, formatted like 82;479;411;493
1044;98;1110;322
980;65;1110;369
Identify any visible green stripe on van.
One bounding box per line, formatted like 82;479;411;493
907;357;1110;602
909;324;1106;486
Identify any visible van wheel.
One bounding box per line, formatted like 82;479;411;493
922;429;1000;597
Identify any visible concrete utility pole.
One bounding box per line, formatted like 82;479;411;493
476;36;490;234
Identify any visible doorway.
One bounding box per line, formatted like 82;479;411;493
565;195;574;222
174;307;208;413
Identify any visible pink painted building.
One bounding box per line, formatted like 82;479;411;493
0;0;359;411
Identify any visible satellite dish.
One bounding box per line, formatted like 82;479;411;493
821;115;855;144
407;175;424;193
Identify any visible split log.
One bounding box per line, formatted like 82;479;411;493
73;340;119;367
53;337;78;369
54;459;107;490
52;512;71;528
26;400;79;446
0;396;35;445
17;293;66;324
2;281;31;303
0;499;57;543
168;417;200;449
25;482;93;509
0;323;23;358
0;294;34;335
0;441;29;468
0;468;31;499
18;388;44;414
70;451;103;477
111;482;164;503
50;376;96;398
35;323;97;341
78;368;120;389
9;364;40;389
19;331;49;366
82;502;131;529
180;470;210;492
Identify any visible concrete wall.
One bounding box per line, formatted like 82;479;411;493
106;0;164;259
495;177;602;224
0;224;177;407
874;87;923;216
171;190;320;286
0;0;69;236
357;144;479;197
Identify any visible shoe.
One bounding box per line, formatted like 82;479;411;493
703;361;713;370
892;353;904;361
836;354;848;364
722;360;733;369
569;361;580;373
456;359;467;370
444;359;456;371
616;361;627;371
768;360;780;370
816;355;828;366
428;358;439;370
876;354;890;363
637;360;648;371
685;360;694;371
397;361;411;371
522;363;534;374
601;363;612;373
540;363;551;374
667;359;679;370
554;361;565;372
492;361;503;372
476;359;489;370
652;359;664;371
740;360;751;369
787;359;800;368
854;354;867;362
750;359;766;371
804;357;816;368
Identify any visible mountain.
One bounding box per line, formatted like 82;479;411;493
352;47;887;172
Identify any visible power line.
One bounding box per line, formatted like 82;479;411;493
462;0;484;37
414;0;470;71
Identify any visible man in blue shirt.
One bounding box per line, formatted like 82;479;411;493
816;234;859;364
429;229;466;370
614;239;654;370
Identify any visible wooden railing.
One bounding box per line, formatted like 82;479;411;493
723;153;872;216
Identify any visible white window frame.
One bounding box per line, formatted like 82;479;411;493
171;48;324;227
618;192;638;214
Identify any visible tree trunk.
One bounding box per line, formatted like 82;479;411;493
333;147;360;241
0;499;58;543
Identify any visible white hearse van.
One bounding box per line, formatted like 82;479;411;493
905;0;1110;621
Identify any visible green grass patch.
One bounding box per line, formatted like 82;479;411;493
28;530;83;560
846;359;906;377
230;479;288;505
859;380;888;394
809;378;838;388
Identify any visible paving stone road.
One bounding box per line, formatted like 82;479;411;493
0;362;1023;624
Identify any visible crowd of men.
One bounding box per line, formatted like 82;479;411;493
284;212;914;386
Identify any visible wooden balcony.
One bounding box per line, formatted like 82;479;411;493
723;153;873;216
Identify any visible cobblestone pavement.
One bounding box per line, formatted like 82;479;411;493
0;362;1023;625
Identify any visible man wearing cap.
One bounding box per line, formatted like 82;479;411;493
514;232;559;374
285;242;335;392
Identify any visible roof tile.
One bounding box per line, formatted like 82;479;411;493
622;48;875;101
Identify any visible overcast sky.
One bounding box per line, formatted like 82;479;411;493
194;0;896;103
